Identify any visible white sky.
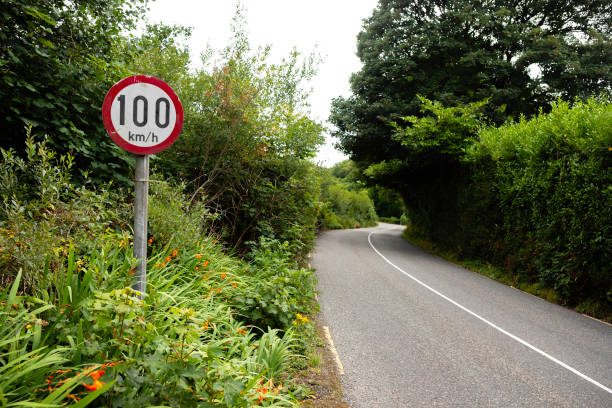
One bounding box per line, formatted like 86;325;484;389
145;0;379;166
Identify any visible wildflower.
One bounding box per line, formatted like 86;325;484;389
165;256;172;262
148;237;154;245
171;249;178;257
82;369;106;392
221;273;227;279
203;260;210;267
101;361;123;368
195;253;202;259
257;387;268;403
213;239;218;243
216;288;222;294
160;262;166;267
233;283;237;288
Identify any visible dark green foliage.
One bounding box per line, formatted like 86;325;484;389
367;185;405;219
331;0;612;181
397;99;611;311
468;99;611;305
368;97;485;246
0;0;148;184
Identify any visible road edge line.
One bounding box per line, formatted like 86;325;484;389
367;231;612;395
323;326;345;375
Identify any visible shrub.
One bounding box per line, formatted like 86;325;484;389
469;98;612;305
318;167;378;230
0;133;127;294
231;238;319;330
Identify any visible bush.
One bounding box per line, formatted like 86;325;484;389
231;238;319;330
468;98;612;306
0;133;127;294
318;167;378;230
0;140;317;406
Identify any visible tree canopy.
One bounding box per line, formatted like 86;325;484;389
330;0;612;169
0;0;148;182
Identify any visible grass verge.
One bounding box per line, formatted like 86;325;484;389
402;229;612;324
293;313;348;408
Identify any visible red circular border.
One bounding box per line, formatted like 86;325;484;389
102;75;183;155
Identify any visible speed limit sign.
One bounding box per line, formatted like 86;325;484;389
101;75;183;298
102;75;183;154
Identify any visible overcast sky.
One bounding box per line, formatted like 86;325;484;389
145;0;379;166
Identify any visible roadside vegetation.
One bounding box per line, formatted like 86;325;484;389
330;1;611;320
317;162;378;230
0;140;319;406
1;1;327;406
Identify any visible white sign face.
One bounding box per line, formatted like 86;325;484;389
102;76;183;155
110;83;177;147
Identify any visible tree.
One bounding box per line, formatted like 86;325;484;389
0;0;148;183
330;0;612;170
128;13;325;257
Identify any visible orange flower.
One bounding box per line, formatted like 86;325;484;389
232;283;237;288
165;256;172;262
221;273;227;279
82;379;105;391
257;387;268;403
216;288;222;294
213;239;218;243
171;249;178;257
203;260;210;267
82;369;106;392
195;254;202;259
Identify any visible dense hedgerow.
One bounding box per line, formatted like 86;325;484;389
401;98;611;313
466;99;611;309
372;96;611;316
0;141;317;407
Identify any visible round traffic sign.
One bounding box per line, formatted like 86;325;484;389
102;75;183;155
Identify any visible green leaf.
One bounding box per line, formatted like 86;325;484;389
24;7;56;26
223;379;244;407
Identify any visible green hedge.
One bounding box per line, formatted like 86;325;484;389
460;99;611;307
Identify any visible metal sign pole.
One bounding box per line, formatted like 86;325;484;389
133;154;149;296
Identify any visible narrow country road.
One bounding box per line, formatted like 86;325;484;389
312;223;612;407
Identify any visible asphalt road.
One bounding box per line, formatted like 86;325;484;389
312;223;612;407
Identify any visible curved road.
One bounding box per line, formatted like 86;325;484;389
313;223;612;407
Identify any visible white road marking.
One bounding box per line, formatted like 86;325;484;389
323;325;345;375
368;231;612;395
